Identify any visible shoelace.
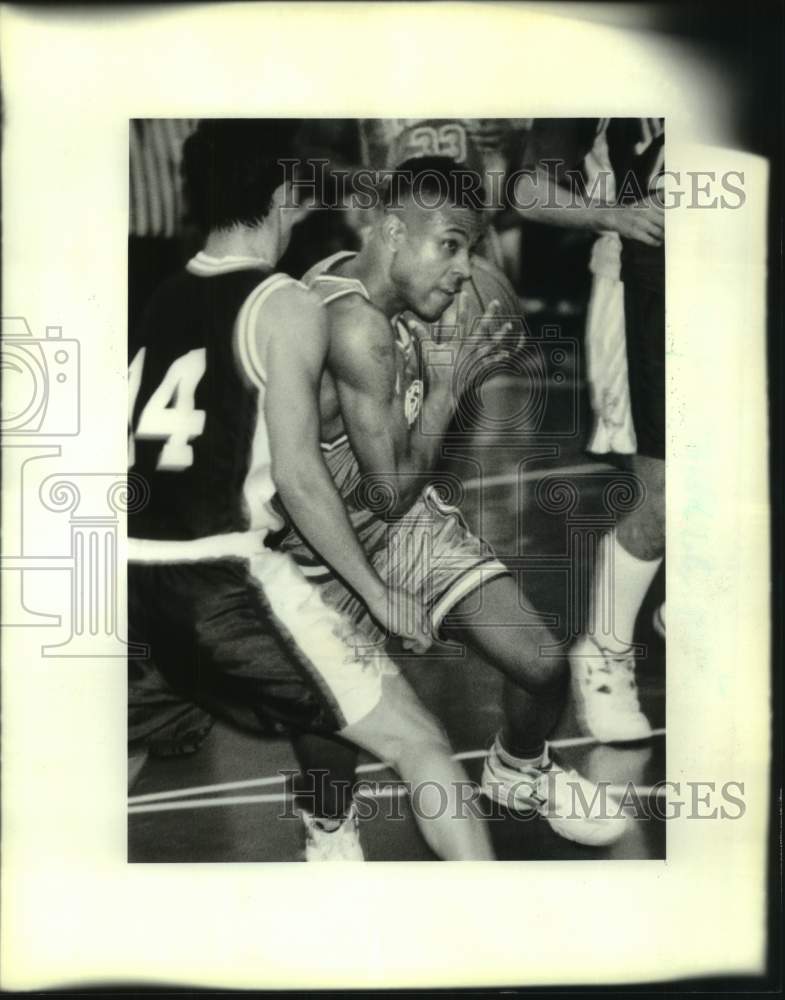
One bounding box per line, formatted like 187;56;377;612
533;765;594;816
505;759;564;810
490;753;611;820
531;763;559;808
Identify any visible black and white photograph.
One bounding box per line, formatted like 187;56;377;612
0;2;778;991
127;116;668;864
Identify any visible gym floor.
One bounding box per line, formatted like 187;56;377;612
129;312;666;863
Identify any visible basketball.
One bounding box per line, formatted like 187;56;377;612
459;254;525;336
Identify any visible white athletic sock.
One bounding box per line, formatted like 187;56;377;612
300;811;346;833
496;738;550;771
590;529;662;651
314;815;350;833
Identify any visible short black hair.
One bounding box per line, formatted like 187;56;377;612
182;118;302;233
382;155;487;214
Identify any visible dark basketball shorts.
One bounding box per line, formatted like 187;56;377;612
282;485;511;646
621;248;665;461
128;546;398;754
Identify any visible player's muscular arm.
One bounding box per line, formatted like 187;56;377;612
261;287;431;652
329;303;454;517
262;290;387;608
514;168;663;246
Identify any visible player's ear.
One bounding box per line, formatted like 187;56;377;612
381;211;406;252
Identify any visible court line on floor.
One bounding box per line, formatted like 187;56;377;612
461;462;613;492
129;729;665;805
130;773;288;804
129;781;667;816
130;788;404;814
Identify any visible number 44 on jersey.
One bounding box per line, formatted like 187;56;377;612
128;347;207;471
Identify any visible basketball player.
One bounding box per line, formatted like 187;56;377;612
356;118;529;272
514;118;666;742
275;157;628;847
127;120;494;862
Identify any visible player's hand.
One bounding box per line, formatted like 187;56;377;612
455;299;522;387
412;296;521;397
472;298;523;357
367;586;433;654
609;199;664;247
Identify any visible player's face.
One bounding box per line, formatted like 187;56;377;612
390;205;483;321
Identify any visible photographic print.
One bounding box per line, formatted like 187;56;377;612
127;116;668;865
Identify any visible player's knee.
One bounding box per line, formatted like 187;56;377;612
382;712;452;776
521;655;570;701
399;715;451;760
619;457;665;559
349;675;454;775
391;733;453;784
632;455;665;507
536;661;569;700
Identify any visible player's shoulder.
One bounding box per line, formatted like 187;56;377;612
327;296;396;386
329;293;391;346
257;276;323;325
262;274;317;308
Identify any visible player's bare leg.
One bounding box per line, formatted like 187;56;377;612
571;454;664;742
340;673;494;861
443;574;628;845
617;456;665;563
443;574;567;754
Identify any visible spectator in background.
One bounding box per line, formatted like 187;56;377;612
129;119;199;339
514;118;665;743
355;118;531;278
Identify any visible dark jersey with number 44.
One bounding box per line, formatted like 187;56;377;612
128;253;294;542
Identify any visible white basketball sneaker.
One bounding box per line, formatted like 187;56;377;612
480;738;628;846
301;804;364;862
570;635;653;743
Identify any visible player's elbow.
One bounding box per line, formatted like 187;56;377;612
271;453;312;508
